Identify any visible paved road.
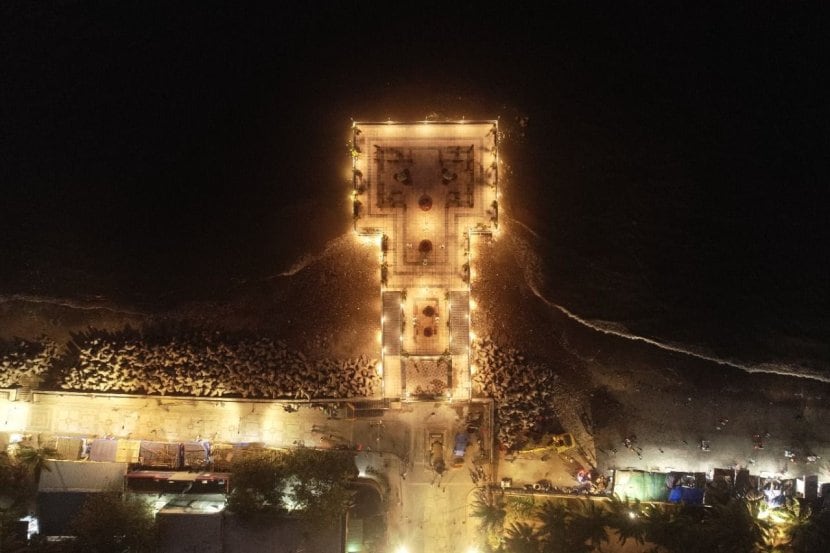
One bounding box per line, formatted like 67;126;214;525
1;389;499;553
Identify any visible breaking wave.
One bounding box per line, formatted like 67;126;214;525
505;219;830;384
268;234;354;278
0;293;147;317
501;214;541;240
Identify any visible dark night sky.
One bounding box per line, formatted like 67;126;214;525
2;3;827;370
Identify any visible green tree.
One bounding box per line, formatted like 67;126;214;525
227;449;285;517
66;493;156;553
569;498;610;552
503;521;540;553
282;448;357;484
0;501;29;553
640;502;677;551
281;448;357;526
1;445;61;551
228;448;357;526
704;498;770;553
535;501;571;553
606;496;646;548
0;452;28;510
14;445;59;489
470;488;507;535
796;507;830;553
507;495;537;521
771;499;830;553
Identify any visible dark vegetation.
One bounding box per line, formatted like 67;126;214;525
228;447;358;529
0;444;358;551
470;489;830;553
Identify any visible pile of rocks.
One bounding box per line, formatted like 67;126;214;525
57;329;380;399
0;337;59;388
471;337;561;450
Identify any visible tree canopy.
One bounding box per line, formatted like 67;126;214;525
65;493;157;553
470;493;830;553
228;447;357;525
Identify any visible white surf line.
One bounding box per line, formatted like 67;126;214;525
505;233;830;384
530;287;830;384
0;294;148;316
512;231;830;383
261;234;354;279
501;214;541;240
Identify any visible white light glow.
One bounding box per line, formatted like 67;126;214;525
355;232;381;246
4;404;31;432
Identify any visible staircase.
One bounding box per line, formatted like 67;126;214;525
382;291;402;355
448;291;469;354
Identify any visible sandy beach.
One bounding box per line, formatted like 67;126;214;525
471;232;830;483
2;231;828;484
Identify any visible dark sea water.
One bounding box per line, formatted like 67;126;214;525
2;5;828;378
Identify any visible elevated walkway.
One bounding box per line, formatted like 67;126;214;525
382;291;402;355
448;291;470;354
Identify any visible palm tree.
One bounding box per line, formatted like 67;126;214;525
606;496;646;547
0;452;27;501
503;522;540;553
640;502;692;553
15;445;59;487
535;501;570;553
569;498;610;552
704;498;770;553
772;498;830;553
470;488;507;535
796;507;830;553
507;494;536;520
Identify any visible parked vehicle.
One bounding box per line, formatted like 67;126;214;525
452;432;468;467
552;432;575;453
427;431;445;474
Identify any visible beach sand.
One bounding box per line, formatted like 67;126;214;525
2;231;828;484
471;234;830;483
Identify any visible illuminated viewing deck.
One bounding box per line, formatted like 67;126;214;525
351;121;499;400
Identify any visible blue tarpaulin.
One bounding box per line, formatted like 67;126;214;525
668;486;704;504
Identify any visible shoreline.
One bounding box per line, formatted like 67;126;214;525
3;291;828;386
1;231;829;485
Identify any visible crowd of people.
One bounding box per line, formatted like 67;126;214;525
1;328;381;400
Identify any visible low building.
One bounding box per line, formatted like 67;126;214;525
36;460;129;537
